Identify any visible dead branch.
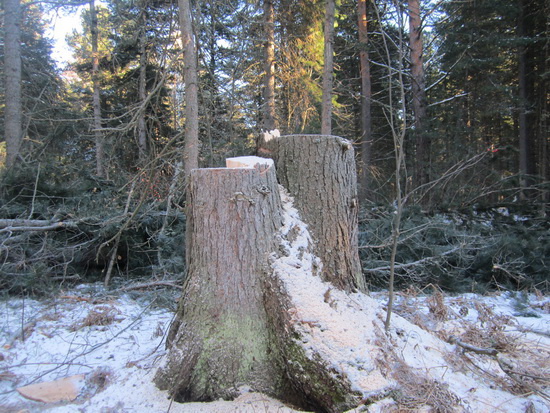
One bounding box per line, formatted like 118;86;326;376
0;219;77;231
448;335;498;356
103;182;135;288
497;356;550;402
359;222;432;249
517;326;550;338
365;246;462;273
119;280;183;291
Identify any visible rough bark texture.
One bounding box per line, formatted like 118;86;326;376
137;15;148;162
357;0;372;200
263;134;366;293
154;157;285;401
179;0;199;177
4;0;23;168
321;0;335;135
262;0;276;131
409;0;429;190
91;0;105;178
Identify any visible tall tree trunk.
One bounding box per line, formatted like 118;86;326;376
91;0;105;178
137;14;148;162
4;0;23;169
409;0;428;190
321;0;335;135
518;0;536;199
541;0;550;208
357;0;372;200
264;135;366;293
179;0;199;178
262;0;276;132
154;157;285;400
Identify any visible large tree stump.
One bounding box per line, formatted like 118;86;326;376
154;153;377;411
260;134;366;293
154;157;285;401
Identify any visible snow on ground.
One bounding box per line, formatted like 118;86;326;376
0;286;548;412
0;189;548;412
272;188;549;412
0;286;299;413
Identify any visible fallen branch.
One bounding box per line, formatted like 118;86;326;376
517;326;550;338
0;219;78;233
497;356;550;402
448;335;498;356
365;246;462;273
454;336;550;403
119;280;183;291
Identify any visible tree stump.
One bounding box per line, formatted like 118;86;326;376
260;134;366;293
154;157;285;401
154;153;375;411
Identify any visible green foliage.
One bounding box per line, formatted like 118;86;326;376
510;291;540;318
360;205;549;293
0;1;75;162
0;163;185;296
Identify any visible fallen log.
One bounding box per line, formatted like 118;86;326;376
0;219;78;233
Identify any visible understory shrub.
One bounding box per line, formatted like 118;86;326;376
359;204;549;293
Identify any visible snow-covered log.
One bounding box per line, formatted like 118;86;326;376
264;189;394;412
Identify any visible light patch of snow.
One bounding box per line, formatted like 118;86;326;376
496;207;510;216
272;189;549;412
0;289;302;412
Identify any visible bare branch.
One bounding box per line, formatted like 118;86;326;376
364;245;462;273
448;335;498;356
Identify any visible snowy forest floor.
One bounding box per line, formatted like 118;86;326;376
0;282;548;413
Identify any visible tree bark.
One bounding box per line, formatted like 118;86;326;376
179;0;199;178
518;0;536;199
262;0;276;132
154;157;285;401
4;0;23;169
91;0;105;178
357;0;372;200
137;12;148;162
409;0;429;190
264;134;366;293
321;0;335;135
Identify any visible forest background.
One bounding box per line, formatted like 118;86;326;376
0;0;548;296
